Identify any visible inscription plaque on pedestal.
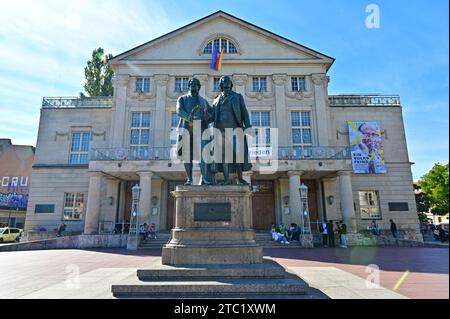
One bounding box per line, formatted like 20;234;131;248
194;202;231;221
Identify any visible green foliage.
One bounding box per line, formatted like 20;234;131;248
82;48;114;97
419;163;449;215
417;212;429;223
415;191;432;213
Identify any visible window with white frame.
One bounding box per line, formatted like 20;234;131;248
291;111;312;146
135;77;150;92
213;77;220;92
359;191;382;219
63;192;84;220
175;77;189;92
252;77;267;92
251;111;271;147
130;111;151;146
70;132;90;164
291;77;306;92
170;112;180;145
203;38;238;54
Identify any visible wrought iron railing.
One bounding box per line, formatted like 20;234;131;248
278;146;351;160
329;94;400;107
42;96;113;108
90;147;174;161
90;146;350;161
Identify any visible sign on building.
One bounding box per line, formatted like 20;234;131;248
348;121;386;174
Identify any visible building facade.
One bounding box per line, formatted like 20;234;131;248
0;139;35;229
24;11;421;241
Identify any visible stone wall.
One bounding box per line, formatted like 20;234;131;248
0;234;127;252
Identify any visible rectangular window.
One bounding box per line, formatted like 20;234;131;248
252;77;267;92
170;112;180;145
175;77;189;92
359;191;382;219
135;77;150;92
130;112;151;146
213;77;220;92
63;192;84;221
251;111;271;146
291;77;306;92
291;111;312;146
70;132;90;164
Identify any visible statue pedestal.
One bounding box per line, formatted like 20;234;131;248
162;185;262;265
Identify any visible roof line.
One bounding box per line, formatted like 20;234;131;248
109;10;335;66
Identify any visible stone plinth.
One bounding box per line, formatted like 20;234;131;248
162;185;262;265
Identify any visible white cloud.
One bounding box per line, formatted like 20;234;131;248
0;0;176;144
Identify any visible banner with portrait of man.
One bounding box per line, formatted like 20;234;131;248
348;121;386;174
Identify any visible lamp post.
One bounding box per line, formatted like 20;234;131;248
299;183;311;234
130;184;141;237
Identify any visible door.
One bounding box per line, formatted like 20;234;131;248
166;181;185;230
251;180;275;231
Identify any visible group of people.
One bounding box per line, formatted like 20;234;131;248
139;223;157;240
270;223;300;244
370;219;399;239
319;220;348;248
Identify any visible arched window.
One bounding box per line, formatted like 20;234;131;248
203;37;238;54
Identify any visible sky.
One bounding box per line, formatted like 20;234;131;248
0;0;448;180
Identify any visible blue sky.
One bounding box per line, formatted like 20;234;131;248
0;0;448;180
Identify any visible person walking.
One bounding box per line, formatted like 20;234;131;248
326;219;335;247
390;219;398;239
320;220;328;247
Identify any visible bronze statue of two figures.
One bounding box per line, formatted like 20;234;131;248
176;76;253;186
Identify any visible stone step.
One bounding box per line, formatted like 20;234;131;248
112;276;308;298
137;262;287;280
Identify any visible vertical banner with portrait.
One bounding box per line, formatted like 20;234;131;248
348;121;386;174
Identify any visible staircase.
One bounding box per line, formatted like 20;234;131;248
138;232;171;249
138;231;325;249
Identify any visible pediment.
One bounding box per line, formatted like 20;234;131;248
110;11;334;66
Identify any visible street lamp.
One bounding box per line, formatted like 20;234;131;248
130;184;141;236
299;183;311;234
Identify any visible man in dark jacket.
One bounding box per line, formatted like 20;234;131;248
326;219;335;247
211;76;252;185
390;219;398;239
176;78;213;185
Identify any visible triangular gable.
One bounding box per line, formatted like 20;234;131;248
109;11;334;68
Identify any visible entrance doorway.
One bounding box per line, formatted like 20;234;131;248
251;180;275;230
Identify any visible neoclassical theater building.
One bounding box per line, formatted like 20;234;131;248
24;11;421;241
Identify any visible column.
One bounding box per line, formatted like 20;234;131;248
338;171;357;232
104;178;120;230
273;74;288;147
110;75;129;147
84;172;103;235
137;171;153;225
316;179;325;221
312;74;329;146
153;75;169;148
288;171;303;226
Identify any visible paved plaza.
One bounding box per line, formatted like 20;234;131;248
0;247;447;299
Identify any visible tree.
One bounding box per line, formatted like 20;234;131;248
419;163;449;215
415;188;432;213
81;48;114;97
